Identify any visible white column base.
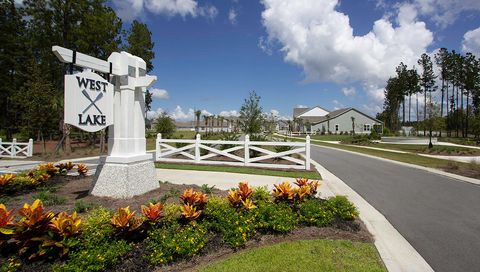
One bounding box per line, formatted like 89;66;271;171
90;156;159;198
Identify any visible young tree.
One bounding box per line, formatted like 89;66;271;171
239;91;264;134
155;113;176;139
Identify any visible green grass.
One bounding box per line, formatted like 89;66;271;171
365;143;480;156
310;134;355;141
197;239;385;272
32;189;66;206
155;163;322;180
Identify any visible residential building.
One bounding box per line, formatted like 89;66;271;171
310;108;383;134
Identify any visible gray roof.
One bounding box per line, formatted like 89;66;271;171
310;108;382;125
293;107;310;118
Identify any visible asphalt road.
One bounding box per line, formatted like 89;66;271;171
311;145;480;272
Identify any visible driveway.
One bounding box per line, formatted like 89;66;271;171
311;145;480;272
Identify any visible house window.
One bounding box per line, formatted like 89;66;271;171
364;124;371;131
335;124;339;132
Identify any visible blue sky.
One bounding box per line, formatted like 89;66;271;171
110;0;480;120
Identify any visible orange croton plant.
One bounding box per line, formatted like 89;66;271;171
50;211;82;237
0;173;16;186
111;206;143;232
141;202;164;222
272;181;295;201
0;203;15;235
227;182;256;209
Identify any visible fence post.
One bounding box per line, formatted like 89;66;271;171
195;134;201;163
244;134;250;166
156;133;162;160
11;138;17;157
28;139;33;157
305;135;311;170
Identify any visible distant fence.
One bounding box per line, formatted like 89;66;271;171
156;134;311;170
0;138;33;158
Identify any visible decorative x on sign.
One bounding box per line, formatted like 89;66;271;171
82;89;103;114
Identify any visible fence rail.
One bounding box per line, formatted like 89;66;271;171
0;138;34;158
155;134;310;170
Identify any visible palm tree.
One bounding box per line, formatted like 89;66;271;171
203;115;209;134
194;110;202;133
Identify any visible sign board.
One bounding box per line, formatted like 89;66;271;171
64;70;114;132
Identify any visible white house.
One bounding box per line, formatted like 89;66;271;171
310;108;383;134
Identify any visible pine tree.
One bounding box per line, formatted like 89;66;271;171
418;53;437;136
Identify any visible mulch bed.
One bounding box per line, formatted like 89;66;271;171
2;176;374;272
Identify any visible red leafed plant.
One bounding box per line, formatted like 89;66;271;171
111;206;143;233
272;181;295;201
76;164;88;175
50;211;82;237
180;188;208;210
0;173;15;186
181;204;200;221
141;202;164;222
294;178;309;187
38;163;59;176
0;203;15;247
56;162;74;172
14;199;55;260
227;182;256;209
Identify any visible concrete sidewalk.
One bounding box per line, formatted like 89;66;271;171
156;168;334;198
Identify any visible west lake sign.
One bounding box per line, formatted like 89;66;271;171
64;70;113;132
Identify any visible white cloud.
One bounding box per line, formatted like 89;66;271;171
295;104;308;108
341;87;356;97
261;0;433;86
258;36;273;55
147;107;165;119
112;0;218;21
270;109;279;116
413;0;480;28
332;100;344;110
169;105;194;120
462;27;480;57
219;110;239;117
228;8;237;25
150;88;169;99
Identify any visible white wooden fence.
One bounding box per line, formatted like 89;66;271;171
0;138;33;158
156;134;311;170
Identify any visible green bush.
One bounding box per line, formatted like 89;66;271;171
251;186;271;202
146;222;208;265
202;197;256;247
53;208;133;272
325;196;358;221
274;139;293;153
73;200;99;213
298;198;333;227
255;201;298;233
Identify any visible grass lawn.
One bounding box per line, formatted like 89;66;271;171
366;143;480;156
197;239;385;272
155;163;322;180
310;134;355;141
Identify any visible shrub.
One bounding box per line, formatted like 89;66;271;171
325;196;358;221
251;186;270;202
274;139;293;153
141;202;164;223
220;133;239;150
255;201;298;233
200;184;216;194
146;222;208;265
298;198;333;227
53;207;133;272
0;174;15;187
76;164;88;175
180;189;208;221
0;204;15;248
111;207;144;234
203;197;256;247
227;182;256;209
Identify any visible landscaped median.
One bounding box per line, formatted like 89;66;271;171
277;134;480;179
0;163;385;271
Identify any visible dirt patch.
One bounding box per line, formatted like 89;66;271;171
442;162;480;179
1;176;226;213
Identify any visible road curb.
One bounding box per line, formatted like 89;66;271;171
309;158;434;272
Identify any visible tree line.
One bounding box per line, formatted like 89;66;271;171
379;48;480;138
0;0;154;152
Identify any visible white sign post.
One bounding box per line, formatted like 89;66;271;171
53;46;159;198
